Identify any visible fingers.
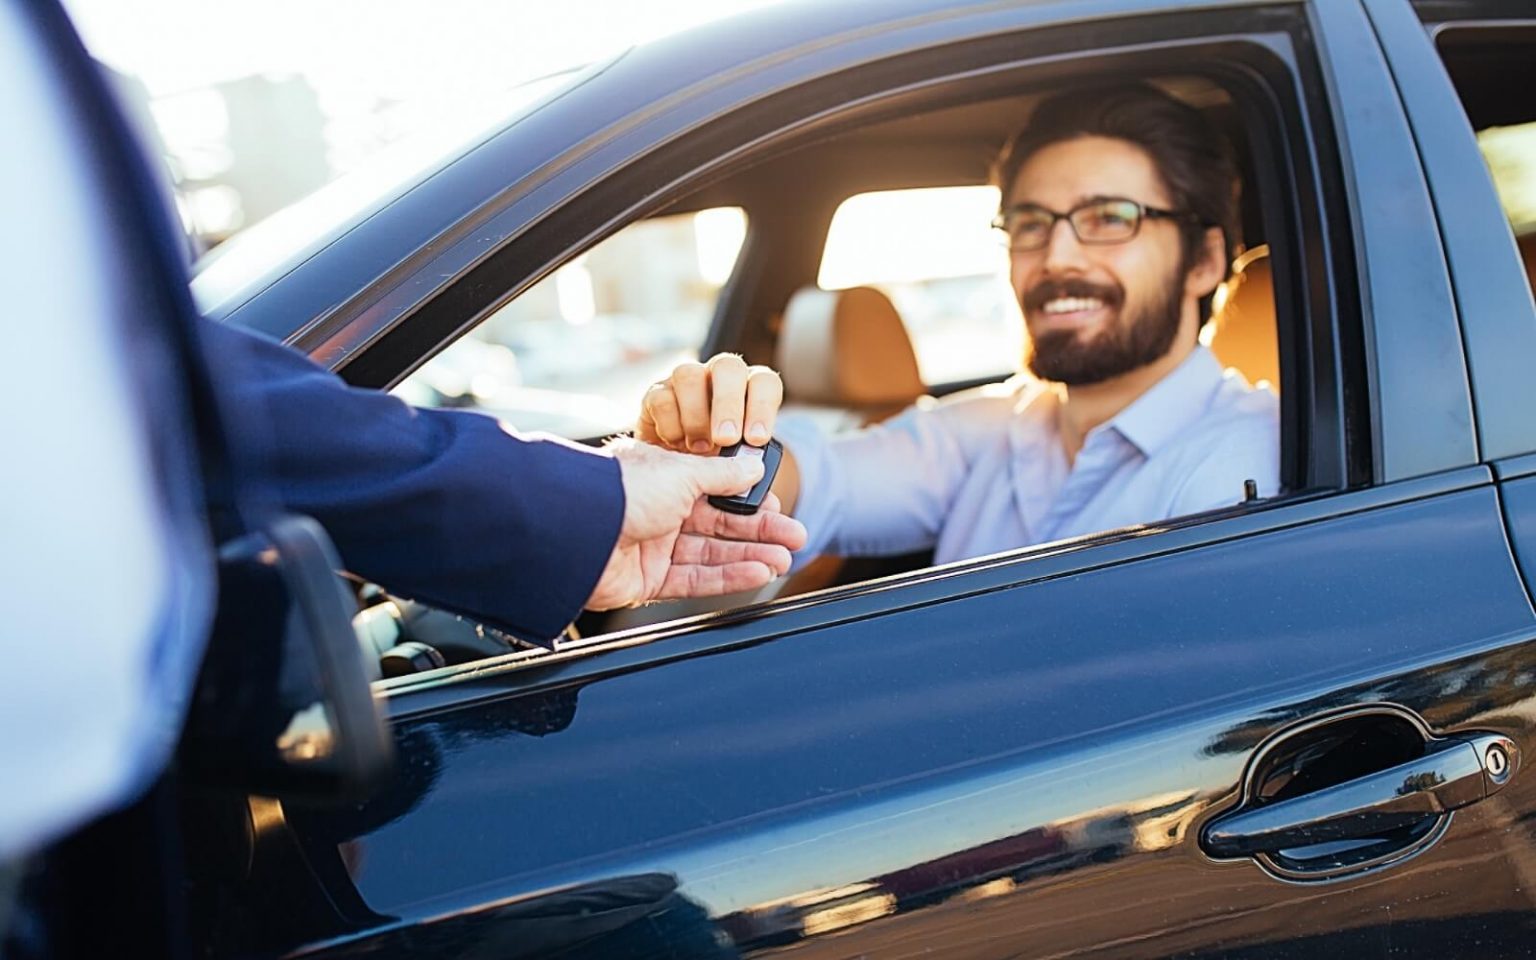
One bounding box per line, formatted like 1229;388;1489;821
653;558;780;601
683;453;764;498
671;361;713;453
707;354;747;447
683;493;807;551
743;366;783;445
672;533;793;575
639;382;684;449
638;354;784;455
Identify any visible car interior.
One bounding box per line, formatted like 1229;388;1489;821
366;66;1304;671
369;24;1535;674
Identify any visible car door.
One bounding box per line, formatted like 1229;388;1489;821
1393;3;1536;733
191;2;1536;958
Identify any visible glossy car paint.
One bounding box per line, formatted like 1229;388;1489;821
203;475;1536;959
166;0;1536;958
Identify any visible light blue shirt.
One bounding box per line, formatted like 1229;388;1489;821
777;346;1279;568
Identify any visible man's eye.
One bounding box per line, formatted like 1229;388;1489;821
1088;206;1133;228
1012;216;1052;238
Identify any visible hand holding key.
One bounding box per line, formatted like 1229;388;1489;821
637;353;784;455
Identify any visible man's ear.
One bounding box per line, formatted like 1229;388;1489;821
1185;226;1228;299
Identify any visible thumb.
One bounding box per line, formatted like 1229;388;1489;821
684;452;765;498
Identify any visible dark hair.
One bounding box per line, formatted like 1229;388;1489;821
991;83;1241;322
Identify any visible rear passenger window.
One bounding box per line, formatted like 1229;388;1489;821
1477;122;1536;288
817;186;1021;386
1478;123;1536;230
395;207;747;439
1432;25;1536;291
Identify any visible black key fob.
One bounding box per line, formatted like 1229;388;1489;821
706;438;783;515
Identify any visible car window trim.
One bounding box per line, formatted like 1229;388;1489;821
338;20;1349;492
1365;3;1536;462
381;465;1493;719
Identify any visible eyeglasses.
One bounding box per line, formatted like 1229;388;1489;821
991;197;1197;252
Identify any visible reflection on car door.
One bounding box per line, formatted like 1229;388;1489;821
220;3;1536;958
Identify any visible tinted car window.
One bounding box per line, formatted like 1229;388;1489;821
1432;25;1536;292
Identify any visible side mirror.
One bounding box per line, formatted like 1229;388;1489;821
180;514;392;799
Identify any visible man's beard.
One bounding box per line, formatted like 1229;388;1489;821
1023;270;1183;386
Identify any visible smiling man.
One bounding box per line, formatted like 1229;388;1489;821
638;83;1279;566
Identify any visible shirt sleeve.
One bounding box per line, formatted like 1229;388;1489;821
777;399;982;566
1165;410;1281;518
204;321;625;643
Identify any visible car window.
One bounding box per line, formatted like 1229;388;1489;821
817;186;1021;386
1431;26;1536;292
1479;123;1536;233
394;207;747;439
1476;124;1536;289
596;75;1299;638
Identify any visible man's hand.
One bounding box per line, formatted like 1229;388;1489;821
638;353;784;455
585;438;807;610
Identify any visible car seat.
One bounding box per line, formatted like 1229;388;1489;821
1207;244;1279;392
771;285;930;595
774;285;928;426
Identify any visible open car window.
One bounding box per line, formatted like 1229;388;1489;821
394;206;747;439
361;37;1332;677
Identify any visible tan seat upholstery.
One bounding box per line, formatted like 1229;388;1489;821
775;286;927;423
1208;244;1279;392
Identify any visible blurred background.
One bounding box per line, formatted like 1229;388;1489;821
58;1;1536;441
57;0;1030;438
60;0;787;253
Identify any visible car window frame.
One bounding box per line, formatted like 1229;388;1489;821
341;6;1423;689
345;13;1353;481
1395;5;1536;464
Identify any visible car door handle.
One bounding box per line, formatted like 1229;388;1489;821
1204;733;1517;859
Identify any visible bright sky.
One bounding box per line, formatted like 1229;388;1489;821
61;0;786;98
58;0;790;236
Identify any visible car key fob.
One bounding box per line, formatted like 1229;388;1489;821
706;438;783;515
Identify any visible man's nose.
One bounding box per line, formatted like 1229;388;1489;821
1040;217;1089;273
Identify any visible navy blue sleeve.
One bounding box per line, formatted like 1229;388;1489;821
201;320;625;642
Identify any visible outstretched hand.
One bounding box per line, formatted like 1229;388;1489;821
585;438;807;610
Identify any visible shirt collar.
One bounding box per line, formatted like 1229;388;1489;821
1106;345;1226;457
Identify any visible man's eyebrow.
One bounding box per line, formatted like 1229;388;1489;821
1002;193;1130;212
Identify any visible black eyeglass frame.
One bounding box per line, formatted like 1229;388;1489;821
991;197;1201;251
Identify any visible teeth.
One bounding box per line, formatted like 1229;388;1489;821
1041;297;1104;315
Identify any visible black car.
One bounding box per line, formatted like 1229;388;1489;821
13;0;1536;957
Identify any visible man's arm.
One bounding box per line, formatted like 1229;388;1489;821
637;352;996;564
203;323;804;642
205;320;625;641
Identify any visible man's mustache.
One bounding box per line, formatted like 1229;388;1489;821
1022;277;1124;314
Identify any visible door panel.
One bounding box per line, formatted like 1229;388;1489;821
1502;474;1536;607
232;485;1536;958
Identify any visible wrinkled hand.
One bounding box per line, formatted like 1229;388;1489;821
585;438;807;610
638;353;783;455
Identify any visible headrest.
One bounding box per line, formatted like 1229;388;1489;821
1209;244;1280;391
775;286;926;408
